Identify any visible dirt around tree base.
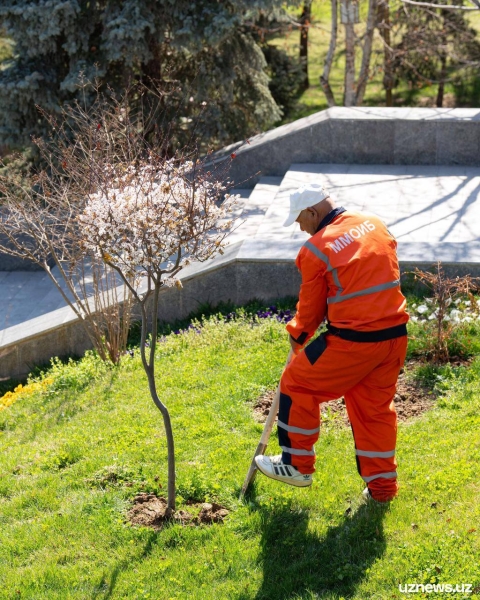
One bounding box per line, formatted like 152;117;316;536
127;493;229;530
253;363;439;427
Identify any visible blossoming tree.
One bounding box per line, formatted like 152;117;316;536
79;155;237;513
1;83;238;512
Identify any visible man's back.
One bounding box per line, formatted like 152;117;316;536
290;210;409;339
312;210;408;330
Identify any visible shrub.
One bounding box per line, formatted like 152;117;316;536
410;263;479;363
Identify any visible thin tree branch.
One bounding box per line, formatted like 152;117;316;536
399;0;478;11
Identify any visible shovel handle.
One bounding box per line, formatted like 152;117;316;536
239;349;293;498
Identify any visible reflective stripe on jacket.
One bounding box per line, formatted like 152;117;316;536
286;210;409;345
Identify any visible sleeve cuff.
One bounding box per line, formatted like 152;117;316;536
290;332;309;345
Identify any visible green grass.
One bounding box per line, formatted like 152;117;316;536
1;311;480;599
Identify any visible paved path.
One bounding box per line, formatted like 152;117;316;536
1;165;479;335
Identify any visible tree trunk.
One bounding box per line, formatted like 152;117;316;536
341;0;360;106
146;368;176;513
140;287;176;514
354;0;377;105
142;38;162;84
377;0;394;106
300;1;312;90
436;53;447;107
321;0;338;106
344;19;356;105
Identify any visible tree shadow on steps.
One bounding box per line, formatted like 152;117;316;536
250;501;389;600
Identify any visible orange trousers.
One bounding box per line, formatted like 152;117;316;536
278;333;407;502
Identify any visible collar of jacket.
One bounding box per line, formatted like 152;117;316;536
315;206;346;234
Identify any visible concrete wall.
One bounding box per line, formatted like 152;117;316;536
0;260;302;379
1;318;92;379
210;107;480;188
3;256;479;380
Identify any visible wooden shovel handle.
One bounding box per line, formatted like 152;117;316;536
239;349;294;498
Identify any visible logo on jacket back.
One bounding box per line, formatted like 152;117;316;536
329;220;376;254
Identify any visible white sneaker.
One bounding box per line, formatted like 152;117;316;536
255;454;312;487
362;487;392;504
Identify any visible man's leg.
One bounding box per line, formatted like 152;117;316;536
344;336;407;502
277;334;387;474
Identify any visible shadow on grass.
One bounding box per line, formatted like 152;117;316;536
250;500;388;600
91;530;159;599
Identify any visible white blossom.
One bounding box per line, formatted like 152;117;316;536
417;304;429;314
78;161;238;287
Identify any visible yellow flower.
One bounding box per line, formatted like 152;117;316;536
0;377;55;410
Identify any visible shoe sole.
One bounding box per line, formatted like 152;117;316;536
255;459;312;487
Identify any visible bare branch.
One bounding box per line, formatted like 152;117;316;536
399;0;478;11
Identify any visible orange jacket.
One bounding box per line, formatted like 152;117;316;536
287;210;409;345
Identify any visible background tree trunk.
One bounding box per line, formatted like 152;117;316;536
354;0;377;105
377;0;394;106
320;0;338;106
344;22;356;105
300;1;313;90
342;0;357;106
436;10;448;108
436;53;447;107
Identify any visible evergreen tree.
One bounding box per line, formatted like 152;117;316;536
0;1;294;151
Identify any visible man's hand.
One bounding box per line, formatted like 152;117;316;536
289;336;303;356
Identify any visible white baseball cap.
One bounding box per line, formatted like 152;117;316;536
283;183;329;227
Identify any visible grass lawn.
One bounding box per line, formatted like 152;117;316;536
1;306;479;599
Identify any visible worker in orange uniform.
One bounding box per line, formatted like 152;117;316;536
255;183;409;503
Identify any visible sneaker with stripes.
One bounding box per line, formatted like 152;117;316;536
255;454;313;487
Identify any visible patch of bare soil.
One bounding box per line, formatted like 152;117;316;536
253;360;449;427
393;362;436;422
197;502;230;524
253;391;277;422
127;493;229;530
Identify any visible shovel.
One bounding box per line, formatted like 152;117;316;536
239;349;294;498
